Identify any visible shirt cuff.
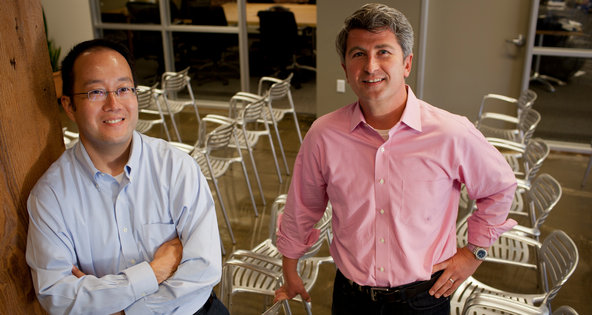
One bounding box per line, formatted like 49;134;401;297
467;217;517;247
123;261;159;301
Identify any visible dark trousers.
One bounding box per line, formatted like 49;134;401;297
331;270;450;315
194;291;229;315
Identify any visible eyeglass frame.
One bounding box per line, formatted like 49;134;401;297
72;86;137;102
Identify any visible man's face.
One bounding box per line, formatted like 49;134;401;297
342;28;412;107
62;48;138;154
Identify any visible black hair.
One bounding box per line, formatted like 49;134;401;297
60;39;136;100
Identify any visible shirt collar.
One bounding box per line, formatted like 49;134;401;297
348;85;423;133
73;131;141;182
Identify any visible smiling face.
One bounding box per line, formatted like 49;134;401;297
62;48;138;157
343;28;413;113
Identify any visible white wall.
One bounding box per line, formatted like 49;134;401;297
41;0;94;64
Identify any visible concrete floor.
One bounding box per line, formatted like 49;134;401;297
60;75;591;314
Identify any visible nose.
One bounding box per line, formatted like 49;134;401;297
364;55;379;73
102;92;122;111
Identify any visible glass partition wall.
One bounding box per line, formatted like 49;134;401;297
90;0;249;106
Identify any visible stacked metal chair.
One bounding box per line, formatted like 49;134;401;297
158;67;200;142
169;116;259;245
238;73;302;176
135;85;170;141
220;195;333;315
451;230;578;315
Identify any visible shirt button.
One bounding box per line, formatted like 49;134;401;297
380;267;384;272
380;147;385;152
380;238;385;243
379;209;385;214
123;227;128;233
131;259;136;264
379;179;384;184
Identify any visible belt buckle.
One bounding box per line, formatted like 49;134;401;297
370;287;394;302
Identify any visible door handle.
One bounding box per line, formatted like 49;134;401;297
506;34;525;47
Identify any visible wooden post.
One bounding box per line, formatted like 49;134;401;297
0;0;65;313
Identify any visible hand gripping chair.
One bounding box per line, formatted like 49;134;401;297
220;194;333;315
160;67;200;143
451;230;579;315
476;108;541;145
135;85;171;141
237;73;302;176
476;89;537;126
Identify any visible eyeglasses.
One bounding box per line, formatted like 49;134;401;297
73;87;137;102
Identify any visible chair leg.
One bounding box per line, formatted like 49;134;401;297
291;111;303;144
287;93;303;143
169;112;183;143
270;119;291;176
239;159;259;217
582;153;592;188
246;143;266;205
210;175;236;244
265;129;283;184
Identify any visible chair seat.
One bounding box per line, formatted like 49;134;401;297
261;107;290;124
136;118;163;134
144;98;186;115
192;151;239;180
450;276;546;315
479;125;521;143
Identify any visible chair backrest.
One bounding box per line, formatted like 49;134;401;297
161;67;191;93
241;98;267;124
523;138;550;182
517;108;541;144
527;173;562;230
268;73;294;101
539;230;578;306
136;86;154;110
194;119;235;153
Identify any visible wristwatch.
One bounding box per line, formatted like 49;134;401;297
466;243;488;261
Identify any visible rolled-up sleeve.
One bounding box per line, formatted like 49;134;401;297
461;124;518;247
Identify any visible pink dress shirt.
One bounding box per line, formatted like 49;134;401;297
276;87;517;287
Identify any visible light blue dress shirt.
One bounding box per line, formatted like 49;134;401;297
26;131;221;314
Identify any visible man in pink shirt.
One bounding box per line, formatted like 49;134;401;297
274;3;517;314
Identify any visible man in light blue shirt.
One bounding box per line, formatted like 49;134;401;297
26;39;228;314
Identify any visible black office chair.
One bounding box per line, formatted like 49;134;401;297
257;6;315;88
125;1;163;85
126;1;161;24
187;4;238;85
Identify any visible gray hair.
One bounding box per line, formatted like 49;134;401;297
336;3;414;63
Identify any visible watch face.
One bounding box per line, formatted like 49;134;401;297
476;249;487;259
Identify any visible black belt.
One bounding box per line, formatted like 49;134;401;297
340;269;443;303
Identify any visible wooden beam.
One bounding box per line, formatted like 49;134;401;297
0;0;65;313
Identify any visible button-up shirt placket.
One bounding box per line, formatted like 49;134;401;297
374;139;390;286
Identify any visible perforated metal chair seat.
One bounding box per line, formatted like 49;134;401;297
221;195;333;315
451;230;578;315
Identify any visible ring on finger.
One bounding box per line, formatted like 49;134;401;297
448;278;455;284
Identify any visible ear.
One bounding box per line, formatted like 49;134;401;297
61;96;76;122
341;63;348;82
403;54;413;78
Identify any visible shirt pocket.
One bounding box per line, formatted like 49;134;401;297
142;223;177;254
400;177;452;225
